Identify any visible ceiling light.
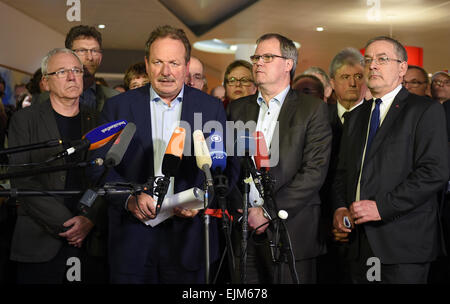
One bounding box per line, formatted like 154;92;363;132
316;27;324;32
98;24;106;29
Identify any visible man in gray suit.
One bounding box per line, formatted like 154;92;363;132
227;33;332;283
8;48;106;283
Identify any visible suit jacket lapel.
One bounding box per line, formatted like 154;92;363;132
351;99;372;173
269;89;296;191
132;85;154;177
365;88;409;162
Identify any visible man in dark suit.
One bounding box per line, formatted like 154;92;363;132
332;36;448;283
317;47;367;283
227;33;332;283
96;25;229;283
8;48;106;283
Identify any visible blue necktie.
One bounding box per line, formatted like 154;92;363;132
366;98;382;153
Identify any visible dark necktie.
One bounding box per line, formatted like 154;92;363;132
365;98;382;153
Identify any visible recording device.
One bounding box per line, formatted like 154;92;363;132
46;120;128;162
155;127;186;216
193;130;213;188
343;216;352;229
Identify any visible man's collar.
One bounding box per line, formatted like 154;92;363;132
256;85;290;107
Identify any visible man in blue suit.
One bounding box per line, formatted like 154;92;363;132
97;25;228;283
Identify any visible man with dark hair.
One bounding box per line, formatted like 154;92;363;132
403;65;429;96
63;25;118;112
332;36;448;283
123;62;149;90
94;25;230;283
227;33;331;283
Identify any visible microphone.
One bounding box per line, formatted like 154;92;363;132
207;130;227;174
104;122;136;167
46;120;128;162
155;127;186;216
235;130;264;198
79;123;136;214
193;130;213;188
253;131;270;171
0;139;63;156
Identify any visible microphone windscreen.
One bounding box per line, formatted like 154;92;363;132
193;130;212;170
162;127;186;176
105;122;136;167
207;130;227;172
83;120;128;150
253;131;270;170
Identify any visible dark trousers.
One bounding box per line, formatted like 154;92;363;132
16;244;108;284
348;227;430;284
110;219;205;284
231;228;316;284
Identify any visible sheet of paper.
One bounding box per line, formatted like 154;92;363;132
144;187;205;227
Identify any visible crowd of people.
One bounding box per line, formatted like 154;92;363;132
0;23;449;285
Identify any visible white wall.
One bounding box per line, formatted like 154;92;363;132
0;2;65;74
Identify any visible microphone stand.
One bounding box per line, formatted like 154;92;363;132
212;171;235;283
240;157;252;284
261;170;299;284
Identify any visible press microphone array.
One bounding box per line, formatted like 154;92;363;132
79;122;137;212
154;127;186;216
45;120;128;163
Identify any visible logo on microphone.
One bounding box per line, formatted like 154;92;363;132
211;134;222;142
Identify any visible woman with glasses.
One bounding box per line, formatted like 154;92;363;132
223;60;257;108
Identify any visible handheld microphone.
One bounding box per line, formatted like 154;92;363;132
155;127;186;216
46;120;128;162
193;130;213;187
84;120;128;150
104;122;136;167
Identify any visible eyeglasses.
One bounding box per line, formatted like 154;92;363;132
73;48;103;56
45;67;84;78
187;73;204;82
226;77;254;87
402;80;427;88
338;74;364;81
432;79;450;87
250;53;288;64
364;56;403;66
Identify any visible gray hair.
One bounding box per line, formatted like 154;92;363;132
256;33;298;80
302;66;331;88
329;47;364;79
431;71;449;82
364;36;408;62
41;48;82;76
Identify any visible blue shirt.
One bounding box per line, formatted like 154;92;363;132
150;85;184;197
